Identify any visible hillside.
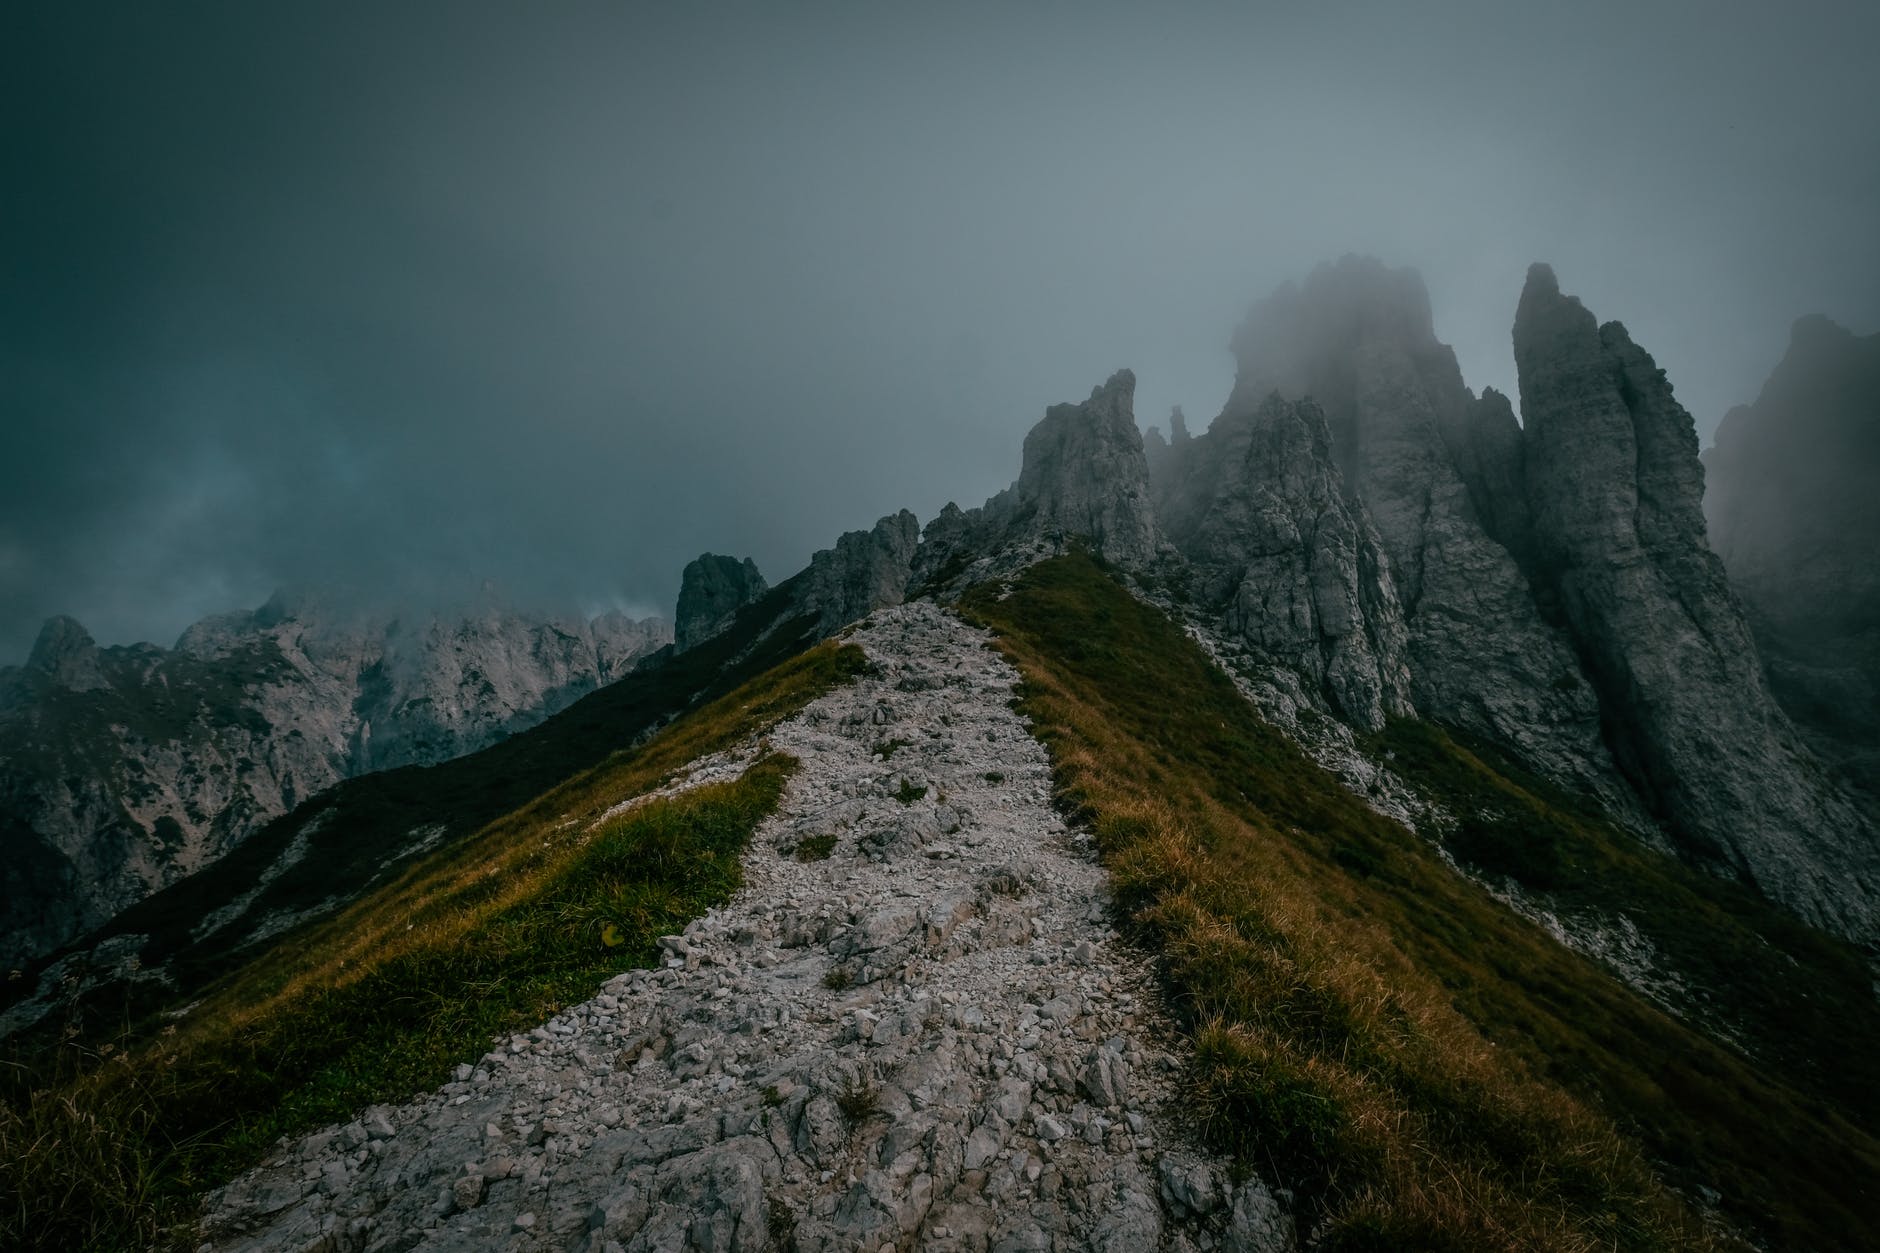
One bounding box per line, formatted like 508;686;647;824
4;258;1877;1252
0;598;669;967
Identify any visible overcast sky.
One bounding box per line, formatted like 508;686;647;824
4;1;1877;662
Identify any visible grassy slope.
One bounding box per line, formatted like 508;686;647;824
2;578;823;1036
0;638;866;1253
964;553;1880;1253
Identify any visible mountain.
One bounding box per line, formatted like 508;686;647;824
7;259;1880;1253
0;598;669;968
1704;315;1880;798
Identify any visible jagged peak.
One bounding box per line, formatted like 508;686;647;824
674;554;769;653
28;614;97;671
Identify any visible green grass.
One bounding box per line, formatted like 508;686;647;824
964;552;1880;1252
893;779;927;805
793;833;838;862
1373;717;1880;1124
0;641;866;1253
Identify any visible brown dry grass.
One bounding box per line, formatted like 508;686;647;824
964;554;1877;1251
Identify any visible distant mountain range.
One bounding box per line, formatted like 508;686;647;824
0;597;668;966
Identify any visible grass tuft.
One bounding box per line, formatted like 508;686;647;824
836;1076;879;1128
793;834;838;862
821;966;854;992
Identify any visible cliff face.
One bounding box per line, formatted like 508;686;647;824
674;555;769;653
0;601;669;966
1020;258;1877;941
797;510;922;634
1156;392;1413;730
1011;369;1161;567
1514;264;1878;936
1156;258;1620;798
1704;316;1880;796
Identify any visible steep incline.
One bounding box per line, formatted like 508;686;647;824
1514;264;1879;937
203;604;1287;1253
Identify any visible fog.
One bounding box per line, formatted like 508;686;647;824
5;1;1877;662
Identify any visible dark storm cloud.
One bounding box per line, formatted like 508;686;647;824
5;1;1877;661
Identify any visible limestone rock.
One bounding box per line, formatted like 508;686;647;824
1191;255;1621;803
796;510;920;634
1010;368;1161;567
1155;392;1413;730
675;554;769;652
1514;263;1880;939
24;616;109;692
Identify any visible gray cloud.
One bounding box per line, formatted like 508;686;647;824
4;0;1877;660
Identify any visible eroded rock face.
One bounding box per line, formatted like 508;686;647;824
905;372;1162;593
1011;369;1161;567
0;601;670;967
1157;258;1619;797
1704;315;1880;796
675;555;769;652
797;510;921;635
200;604;1292;1253
1514;263;1879;938
1156;392;1413;730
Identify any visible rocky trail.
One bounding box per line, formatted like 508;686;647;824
201;602;1291;1253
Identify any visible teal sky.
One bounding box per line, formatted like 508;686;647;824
4;1;1877;661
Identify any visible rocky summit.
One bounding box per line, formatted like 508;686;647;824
676;557;770;654
1513;263;1879;937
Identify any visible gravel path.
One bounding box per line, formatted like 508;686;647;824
202;602;1291;1253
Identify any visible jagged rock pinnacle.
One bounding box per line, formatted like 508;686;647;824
674;555;768;653
1515;264;1880;939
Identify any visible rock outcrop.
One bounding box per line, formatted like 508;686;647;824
675;555;769;652
1704;315;1880;797
1155;393;1414;730
1514;263;1879;937
796;510;921;634
908;372;1162;593
1222;258;1618;794
1009;369;1161;567
202;604;1291;1253
0;601;670;967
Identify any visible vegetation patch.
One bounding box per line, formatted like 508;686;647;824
793;834;838;862
964;552;1880;1253
836;1075;880;1129
893;779;927;805
1372;716;1880;1124
0;641;866;1253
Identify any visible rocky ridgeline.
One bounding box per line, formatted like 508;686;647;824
202;604;1290;1253
1513;264;1878;937
1134;257;1877;941
0;600;669;967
